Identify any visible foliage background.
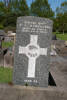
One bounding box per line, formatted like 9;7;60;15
0;0;67;34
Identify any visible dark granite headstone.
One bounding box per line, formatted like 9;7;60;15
13;16;53;87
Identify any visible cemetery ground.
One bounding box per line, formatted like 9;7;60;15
0;32;67;99
0;39;67;87
0;32;67;84
0;50;67;100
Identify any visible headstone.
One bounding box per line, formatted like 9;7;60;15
52;34;57;40
50;45;57;56
65;41;67;47
13;16;53;87
0;53;4;67
8;31;13;34
5;36;11;42
4;51;14;68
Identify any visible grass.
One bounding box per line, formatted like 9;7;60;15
2;41;14;48
56;34;67;40
0;67;13;83
53;32;67;40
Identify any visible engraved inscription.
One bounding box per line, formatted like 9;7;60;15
20;21;51;33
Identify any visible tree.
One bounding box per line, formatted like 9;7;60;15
56;1;67;15
0;0;29;28
58;13;67;33
31;0;54;18
0;2;6;28
11;0;29;16
55;1;67;33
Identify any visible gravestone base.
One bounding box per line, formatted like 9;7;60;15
0;84;67;100
13;75;48;87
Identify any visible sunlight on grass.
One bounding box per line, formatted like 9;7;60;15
2;42;14;48
53;32;67;40
0;67;13;83
56;34;67;40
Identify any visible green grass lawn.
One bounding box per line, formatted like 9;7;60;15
53;32;67;40
56;34;67;40
0;67;13;83
2;41;14;48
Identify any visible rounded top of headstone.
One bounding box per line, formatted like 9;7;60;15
16;16;53;36
17;16;53;25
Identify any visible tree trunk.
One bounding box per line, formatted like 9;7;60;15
63;23;64;35
63;30;64;35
